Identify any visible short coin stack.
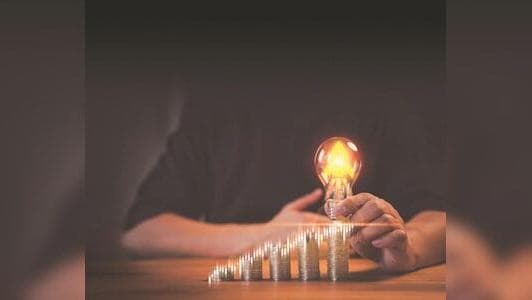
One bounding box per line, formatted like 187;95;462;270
240;254;263;281
269;243;291;281
207;264;235;283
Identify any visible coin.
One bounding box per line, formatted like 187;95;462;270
269;244;291;281
240;255;263;281
298;234;320;281
327;222;349;281
208;264;235;283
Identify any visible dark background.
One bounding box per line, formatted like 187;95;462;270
1;1;84;297
447;2;532;254
86;1;446;260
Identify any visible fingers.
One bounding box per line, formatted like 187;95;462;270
284;189;323;211
350;236;382;262
357;213;402;242
333;192;373;216
371;229;408;249
348;206;406;264
336;193;402;225
350;213;403;258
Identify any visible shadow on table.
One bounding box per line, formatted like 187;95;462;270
348;267;395;282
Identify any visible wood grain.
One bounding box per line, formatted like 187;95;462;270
87;258;445;300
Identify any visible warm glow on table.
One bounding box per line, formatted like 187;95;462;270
87;258;445;300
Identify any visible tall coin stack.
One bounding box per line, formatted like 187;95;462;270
326;222;349;281
269;243;291;281
240;254;263;281
297;233;320;280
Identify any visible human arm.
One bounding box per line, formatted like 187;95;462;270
447;218;532;300
122;189;328;257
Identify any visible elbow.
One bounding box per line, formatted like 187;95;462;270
120;230;134;252
120;222;175;257
120;228;144;254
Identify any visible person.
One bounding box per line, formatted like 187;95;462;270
121;96;446;272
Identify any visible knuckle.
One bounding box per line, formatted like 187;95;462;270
367;199;378;209
344;195;355;201
368;199;384;214
381;213;393;223
395;230;407;241
358;192;374;199
342;197;356;208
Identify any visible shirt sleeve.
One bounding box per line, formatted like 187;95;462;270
374;101;446;221
124;101;213;230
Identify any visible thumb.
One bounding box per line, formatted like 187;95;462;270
284;189;323;211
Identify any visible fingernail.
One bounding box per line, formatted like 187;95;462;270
372;240;383;248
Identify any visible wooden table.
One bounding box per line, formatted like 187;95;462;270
87;258;445;299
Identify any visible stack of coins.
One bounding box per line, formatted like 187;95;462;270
297;233;320;280
240;254;263;281
208;264;235;283
269;243;291;281
327;222;349;281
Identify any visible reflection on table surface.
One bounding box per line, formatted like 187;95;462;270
87;258;445;300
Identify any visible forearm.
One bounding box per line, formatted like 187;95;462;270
499;247;532;300
406;210;446;269
121;213;270;257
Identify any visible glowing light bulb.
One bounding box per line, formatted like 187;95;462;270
314;137;362;220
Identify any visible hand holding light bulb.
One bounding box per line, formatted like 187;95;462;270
314;137;428;272
333;192;419;272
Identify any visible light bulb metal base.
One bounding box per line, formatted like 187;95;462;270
325;199;342;220
324;177;353;221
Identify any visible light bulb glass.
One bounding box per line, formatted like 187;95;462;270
314;137;362;220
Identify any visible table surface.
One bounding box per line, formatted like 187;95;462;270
87;258;445;300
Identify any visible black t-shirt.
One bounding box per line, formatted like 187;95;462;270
125;98;445;230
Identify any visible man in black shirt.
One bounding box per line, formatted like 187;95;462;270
122;97;445;272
